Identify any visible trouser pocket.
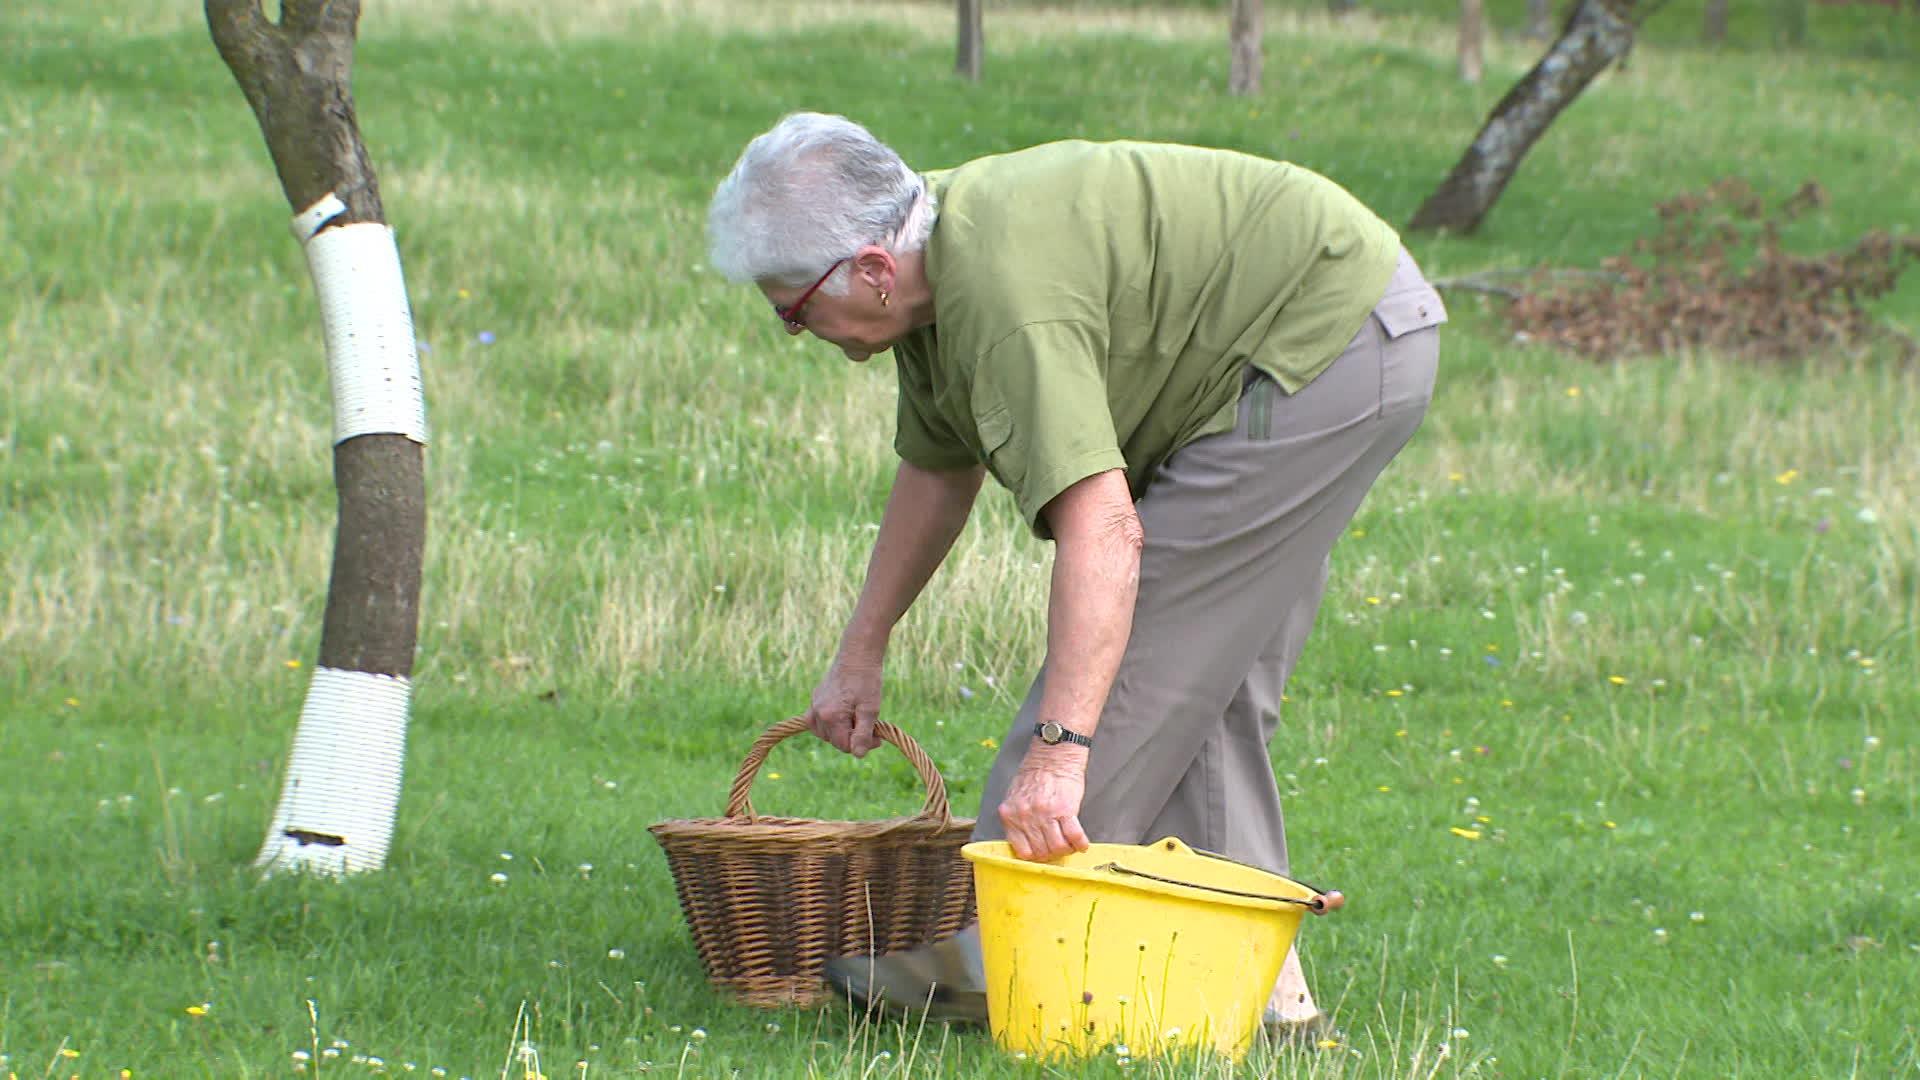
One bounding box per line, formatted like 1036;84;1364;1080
1246;372;1275;441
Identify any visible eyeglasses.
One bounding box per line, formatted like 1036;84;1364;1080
773;258;847;332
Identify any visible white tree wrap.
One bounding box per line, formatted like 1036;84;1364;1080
299;202;428;446
256;666;411;875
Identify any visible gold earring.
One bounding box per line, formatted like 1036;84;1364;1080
879;290;891;307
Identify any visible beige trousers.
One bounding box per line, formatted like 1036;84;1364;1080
970;250;1444;879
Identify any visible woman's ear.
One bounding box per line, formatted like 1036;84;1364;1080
851;245;896;293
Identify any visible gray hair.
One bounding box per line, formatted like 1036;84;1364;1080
707;112;936;295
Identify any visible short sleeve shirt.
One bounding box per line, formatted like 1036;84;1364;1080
891;140;1401;538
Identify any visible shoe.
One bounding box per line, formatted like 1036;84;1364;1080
821;931;988;1026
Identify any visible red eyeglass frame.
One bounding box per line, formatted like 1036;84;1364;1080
773;258;848;331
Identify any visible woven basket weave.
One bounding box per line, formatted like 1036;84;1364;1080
648;717;977;1008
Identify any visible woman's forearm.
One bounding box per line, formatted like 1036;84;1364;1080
841;460;985;658
1034;470;1143;745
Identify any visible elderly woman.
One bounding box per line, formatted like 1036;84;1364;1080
706;113;1444;1036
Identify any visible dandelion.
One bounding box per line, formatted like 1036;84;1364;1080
1449;827;1481;840
285;659;302;669
1608;675;1627;685
1604;821;1618;830
61;1048;81;1058
65;697;80;707
980;737;998;749
1564;386;1581;398
1366;596;1382;605
1775;468;1799;485
186;1003;210;1016
1376;785;1392;793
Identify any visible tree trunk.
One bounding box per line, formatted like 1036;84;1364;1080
1229;0;1263;96
1459;0;1486;82
1408;0;1638;233
207;0;428;876
1527;0;1556;38
956;0;983;81
1702;0;1728;41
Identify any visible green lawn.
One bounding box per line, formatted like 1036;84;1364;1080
3;1;1916;1077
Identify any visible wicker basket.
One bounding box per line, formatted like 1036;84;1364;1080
648;717;978;1008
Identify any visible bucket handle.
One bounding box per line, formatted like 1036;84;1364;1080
1094;859;1347;915
725;716;953;825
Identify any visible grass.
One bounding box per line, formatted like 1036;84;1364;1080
4;0;1918;1076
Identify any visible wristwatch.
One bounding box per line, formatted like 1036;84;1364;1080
1033;721;1094;749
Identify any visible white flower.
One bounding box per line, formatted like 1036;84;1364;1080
489;872;509;886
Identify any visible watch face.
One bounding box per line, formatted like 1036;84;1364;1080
1039;722;1063;744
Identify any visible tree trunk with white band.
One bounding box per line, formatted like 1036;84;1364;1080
207;0;427;875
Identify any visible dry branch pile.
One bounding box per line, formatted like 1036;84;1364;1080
1491;179;1920;360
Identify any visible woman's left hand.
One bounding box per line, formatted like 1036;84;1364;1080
997;750;1092;861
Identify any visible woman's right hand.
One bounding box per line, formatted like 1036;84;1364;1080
804;652;886;757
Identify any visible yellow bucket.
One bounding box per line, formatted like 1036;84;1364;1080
962;837;1343;1061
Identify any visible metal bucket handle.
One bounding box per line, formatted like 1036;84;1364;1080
1095;840;1346;915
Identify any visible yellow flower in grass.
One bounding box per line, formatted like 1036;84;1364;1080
186;1003;209;1016
1776;468;1799;485
980;737;998;749
1450;827;1482;840
1608;675;1627;685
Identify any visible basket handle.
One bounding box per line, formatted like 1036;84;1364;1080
724;716;954;825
